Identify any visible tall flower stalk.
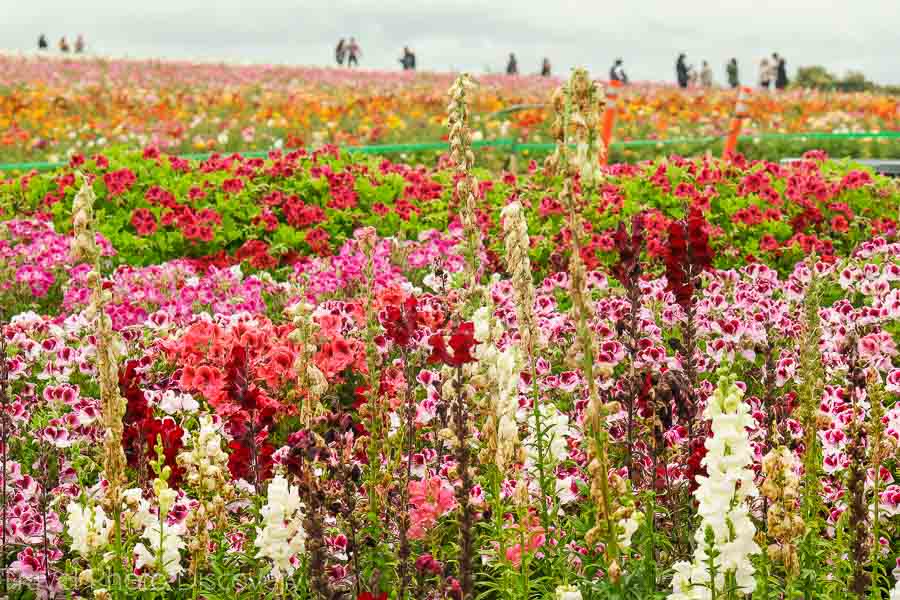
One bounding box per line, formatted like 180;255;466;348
286;297;327;426
71;174;128;583
500;201;551;527
448;73;483;304
797;262;824;516
551;69;621;567
760;446;804;578
0;328;8;596
846;345;871;599
867;376;890;598
357;227;385;519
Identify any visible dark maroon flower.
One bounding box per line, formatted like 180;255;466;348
383;297;418;347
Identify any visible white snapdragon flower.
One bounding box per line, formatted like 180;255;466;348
134;521;186;580
157;390;199;414
555;584;582;600
255;475;307;580
890;578;900;600
525;403;573;470
472;306;492;344
667;376;760;600
122;487;155;529
617;511;644;550
65;502;112;557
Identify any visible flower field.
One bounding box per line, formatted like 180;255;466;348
0;66;900;600
2;54;900;165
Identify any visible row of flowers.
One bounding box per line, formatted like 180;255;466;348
2;54;899;163
2;145;897;280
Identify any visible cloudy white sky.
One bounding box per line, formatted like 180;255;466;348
3;0;898;84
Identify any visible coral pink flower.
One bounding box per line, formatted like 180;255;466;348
408;476;457;540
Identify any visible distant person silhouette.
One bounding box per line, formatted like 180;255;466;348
726;58;739;88
774;53;788;90
400;46;416;70
541;57;551;77
347;38;361;67
676;53;689;88
759;56;772;90
609;58;628;84
700;60;713;88
506;53;518;75
38;34;48;50
335;39;346;66
75;34;85;53
59;36;70;53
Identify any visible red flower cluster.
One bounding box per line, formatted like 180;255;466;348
664;206;713;310
130;208;158;236
427;322;478;367
382;297;419;347
102;168;137;197
305;227;331;256
120;360;185;486
235;239;278;270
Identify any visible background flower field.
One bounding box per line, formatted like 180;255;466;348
0;61;899;600
2;54;900;165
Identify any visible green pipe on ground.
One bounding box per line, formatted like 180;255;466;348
1;131;898;173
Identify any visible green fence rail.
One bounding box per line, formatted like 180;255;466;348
1;131;899;173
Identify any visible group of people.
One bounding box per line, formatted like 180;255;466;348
676;54;716;88
33;32;789;89
758;53;789;90
506;55;558;77
334;38;362;67
512;55;619;80
38;34;85;53
676;54;788;90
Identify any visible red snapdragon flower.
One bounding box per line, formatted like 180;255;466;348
427;322;478;367
383;297;418;347
664;206;713;310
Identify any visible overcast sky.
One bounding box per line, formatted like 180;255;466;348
3;0;898;84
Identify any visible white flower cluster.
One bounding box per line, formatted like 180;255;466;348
134;521;187;580
65;501;112;557
555;584;583;600
178;415;230;493
131;468;186;581
473;305;522;471
145;389;199;414
255;474;307;580
525;403;573;471
669;377;760;600
617;510;644;550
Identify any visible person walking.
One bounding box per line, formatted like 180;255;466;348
541;57;551;77
399;46;416;70
74;34;85;53
700;60;713;88
774;53;788;90
726;58;739;88
335;38;346;66
759;56;772;90
59;36;70;53
38;34;48;50
676;53;690;88
506;53;518;75
609;58;628;84
347;38;361;67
